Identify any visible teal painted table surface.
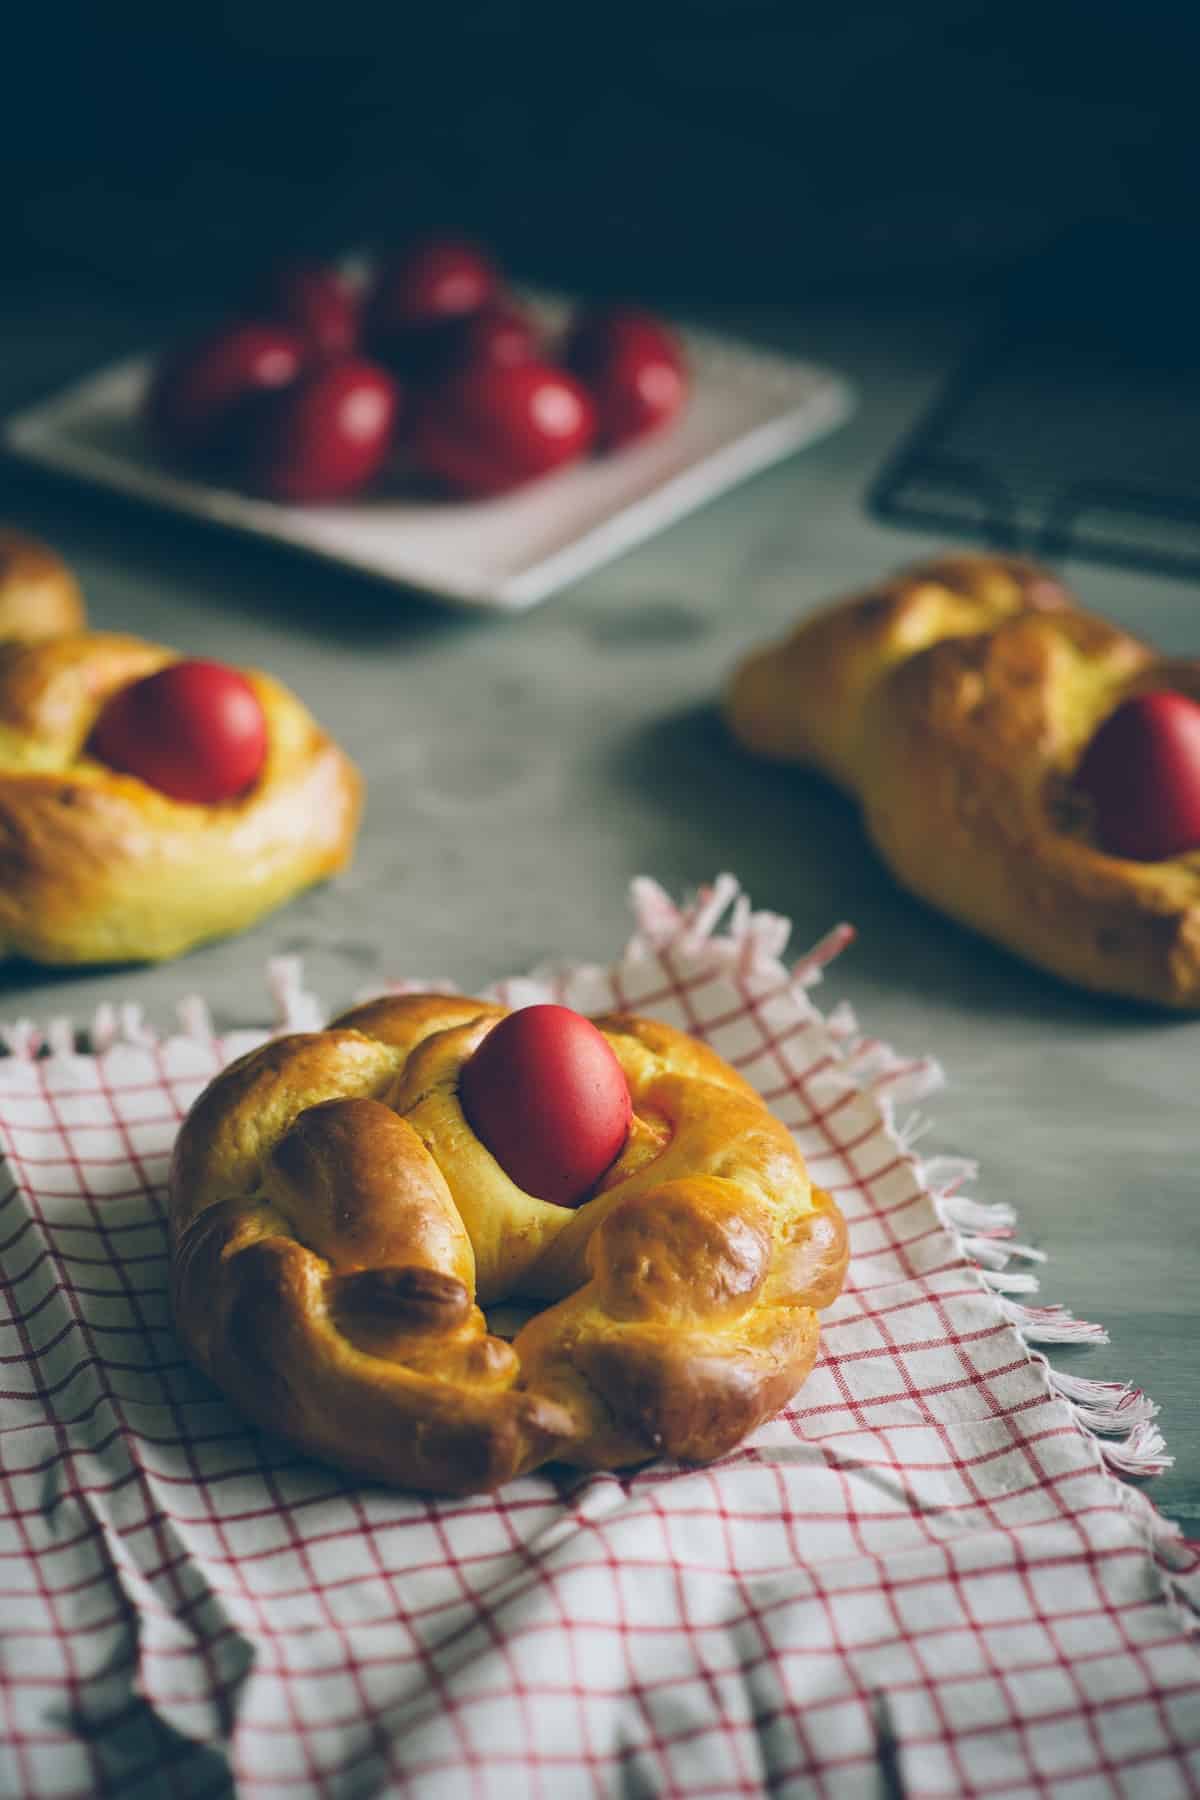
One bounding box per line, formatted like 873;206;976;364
2;280;1196;1529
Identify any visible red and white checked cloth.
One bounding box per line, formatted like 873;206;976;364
1;875;1197;1800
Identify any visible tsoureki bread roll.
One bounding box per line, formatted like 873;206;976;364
0;528;362;963
726;553;1200;1009
169;995;849;1494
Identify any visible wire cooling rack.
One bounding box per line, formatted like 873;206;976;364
869;225;1200;580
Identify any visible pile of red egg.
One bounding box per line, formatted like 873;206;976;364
145;239;689;505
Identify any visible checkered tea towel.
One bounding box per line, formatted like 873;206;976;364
1;875;1197;1800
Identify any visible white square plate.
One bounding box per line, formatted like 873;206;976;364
3;297;853;613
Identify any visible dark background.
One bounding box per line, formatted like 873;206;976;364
2;0;1196;308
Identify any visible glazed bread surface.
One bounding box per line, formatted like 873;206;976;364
0;528;87;642
169;995;849;1495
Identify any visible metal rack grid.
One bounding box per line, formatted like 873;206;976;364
869;226;1200;580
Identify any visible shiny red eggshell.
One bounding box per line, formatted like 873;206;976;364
564;306;688;450
1073;689;1200;861
146;322;307;463
90;660;269;805
459;1005;633;1208
368;239;497;336
247;357;400;503
412;361;595;497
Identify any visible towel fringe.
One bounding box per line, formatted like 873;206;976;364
1035;1365;1171;1474
931;1185;1010;1232
997;1298;1109;1345
1095;1420;1173;1479
1047;1367;1159;1434
960;1234;1046;1272
266;958;326;1034
0;1019;42;1059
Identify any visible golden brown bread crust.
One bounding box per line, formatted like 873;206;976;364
0;529;87;642
725;552;1200;1009
0;629;362;963
168;994;849;1494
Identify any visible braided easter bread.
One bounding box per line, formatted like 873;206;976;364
0;528;87;641
169;994;848;1495
0;628;361;963
725;552;1200;1008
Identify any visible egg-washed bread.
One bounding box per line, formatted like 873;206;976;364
168;995;849;1495
725;552;1200;1009
0;628;362;964
0;528;87;642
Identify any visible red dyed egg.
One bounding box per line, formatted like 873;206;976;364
460;1005;632;1207
366;238;499;379
564;306;688;449
247;357;400;503
412;361;595;497
90;660;268;804
251;262;359;358
146;322;306;463
369;238;497;336
1073;689;1200;861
